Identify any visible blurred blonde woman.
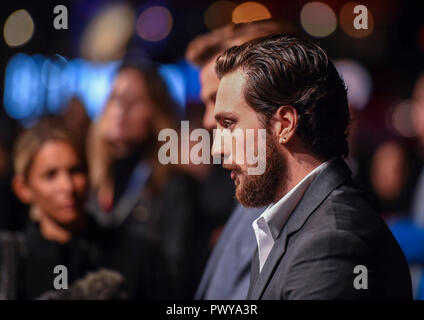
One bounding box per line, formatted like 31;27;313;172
0;118;100;299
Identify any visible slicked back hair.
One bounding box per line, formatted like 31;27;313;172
215;34;350;160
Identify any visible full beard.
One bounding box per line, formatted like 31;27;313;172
233;133;287;208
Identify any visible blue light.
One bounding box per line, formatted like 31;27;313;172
3;53;201;124
3;54;44;120
179;59;200;104
40;55;71;113
3;54;118;122
159;64;186;109
78;61;119;119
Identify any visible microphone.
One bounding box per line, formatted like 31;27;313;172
37;269;127;300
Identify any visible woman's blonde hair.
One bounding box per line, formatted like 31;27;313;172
13;117;83;180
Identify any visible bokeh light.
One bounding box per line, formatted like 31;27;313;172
136;6;173;42
387;100;417;138
300;2;337;38
3;54;44;120
232;2;271;24
335;59;372;110
3;9;34;47
339;2;374;38
159;65;186;108
80;4;135;62
204;1;236;30
40;54;69;90
3;54;198;123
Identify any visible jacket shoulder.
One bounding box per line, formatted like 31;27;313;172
279;179;412;299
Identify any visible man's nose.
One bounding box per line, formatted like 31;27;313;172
211;135;221;159
211;130;231;162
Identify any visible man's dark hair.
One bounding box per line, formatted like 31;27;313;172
215;34;350;159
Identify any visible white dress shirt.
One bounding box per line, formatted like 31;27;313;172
252;160;331;272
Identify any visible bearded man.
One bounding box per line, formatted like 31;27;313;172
212;34;413;300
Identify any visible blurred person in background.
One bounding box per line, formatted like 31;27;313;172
389;72;424;299
0;143;15;228
177;101;235;285
0;119;100;299
86;56;196;298
411;73;424;223
0;118;28;231
185;19;289;300
369;140;418;220
61;96;91;154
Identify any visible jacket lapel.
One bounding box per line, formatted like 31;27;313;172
247;248;260;299
248;226;289;300
249;157;352;299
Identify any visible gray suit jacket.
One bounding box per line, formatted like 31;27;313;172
195;204;263;300
248;157;413;300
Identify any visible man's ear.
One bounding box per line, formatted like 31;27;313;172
272;105;298;145
12;175;33;204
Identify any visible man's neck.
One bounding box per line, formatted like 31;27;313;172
274;152;324;202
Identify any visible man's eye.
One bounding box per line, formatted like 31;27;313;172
222;119;234;128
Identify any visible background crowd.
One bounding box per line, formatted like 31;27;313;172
0;0;424;299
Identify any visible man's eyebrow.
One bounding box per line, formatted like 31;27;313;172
214;112;238;122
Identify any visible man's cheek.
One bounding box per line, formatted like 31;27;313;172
246;128;266;176
232;129;246;166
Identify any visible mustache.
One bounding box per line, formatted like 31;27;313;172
222;164;242;172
